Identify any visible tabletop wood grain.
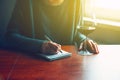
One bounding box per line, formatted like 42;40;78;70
0;45;120;80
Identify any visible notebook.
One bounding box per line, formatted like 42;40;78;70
37;50;72;61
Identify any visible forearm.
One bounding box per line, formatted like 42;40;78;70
4;32;45;53
74;32;86;47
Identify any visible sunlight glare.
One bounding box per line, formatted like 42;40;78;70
94;0;120;10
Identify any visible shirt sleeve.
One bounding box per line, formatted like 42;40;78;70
4;32;45;53
74;31;86;47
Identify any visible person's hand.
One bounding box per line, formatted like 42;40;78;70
42;41;62;54
78;39;99;54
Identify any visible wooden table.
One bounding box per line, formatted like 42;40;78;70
0;45;120;80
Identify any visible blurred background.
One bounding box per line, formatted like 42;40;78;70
81;0;120;44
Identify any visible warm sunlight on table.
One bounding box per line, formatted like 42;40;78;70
82;45;120;80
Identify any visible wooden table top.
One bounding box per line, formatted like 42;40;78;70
0;45;120;80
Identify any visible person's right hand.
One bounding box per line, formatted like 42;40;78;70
42;41;62;54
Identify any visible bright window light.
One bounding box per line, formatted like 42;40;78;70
94;0;120;10
84;0;120;26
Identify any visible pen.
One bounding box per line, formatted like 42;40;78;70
44;35;62;53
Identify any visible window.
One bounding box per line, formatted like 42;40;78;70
84;0;120;27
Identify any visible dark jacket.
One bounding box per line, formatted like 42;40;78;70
0;0;16;48
1;0;86;53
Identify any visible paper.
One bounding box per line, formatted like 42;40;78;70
37;50;72;61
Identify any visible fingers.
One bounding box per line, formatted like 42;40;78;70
78;42;85;51
78;40;99;54
78;42;83;51
86;40;99;54
86;40;94;52
42;41;62;54
92;42;99;54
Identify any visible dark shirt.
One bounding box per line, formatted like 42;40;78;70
0;0;16;47
2;0;86;53
38;0;75;44
33;0;86;44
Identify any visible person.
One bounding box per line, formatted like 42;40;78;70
2;0;99;54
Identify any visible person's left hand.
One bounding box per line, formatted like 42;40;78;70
78;39;99;54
